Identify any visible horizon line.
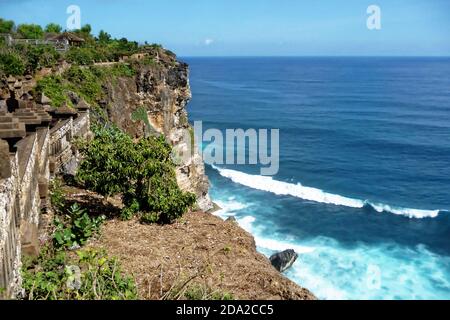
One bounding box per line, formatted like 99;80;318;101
179;55;450;58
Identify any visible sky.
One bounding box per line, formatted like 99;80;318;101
1;0;449;56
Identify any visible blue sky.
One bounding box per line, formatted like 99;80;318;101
1;0;449;56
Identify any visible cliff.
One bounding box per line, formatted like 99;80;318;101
0;48;315;300
102;52;213;212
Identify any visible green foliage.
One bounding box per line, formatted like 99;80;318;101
22;44;60;72
0;44;59;76
64;66;104;104
76;125;196;223
0;18;14;33
53;203;105;250
141;56;157;66
109;63;136;77
65;47;96;65
35;75;70;107
22;247;137;300
35;63;134;109
98;30;111;44
0;50;25;76
140;212;160;224
44;23;62;33
17;24;44;39
131;107;154;137
50;178;65;214
80;24;92;36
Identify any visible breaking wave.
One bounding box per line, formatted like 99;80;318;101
212;165;445;219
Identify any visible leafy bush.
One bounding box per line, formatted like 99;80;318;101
66;47;96;65
44;23;62;33
0;18;14;33
53;203;105;250
17;24;44;39
35;75;70;107
77;125;196;223
109;63;136;77
98;30;111;44
22;247;137;300
50;178;65;214
64;66;104;104
24;45;60;72
0;50;25;76
140;212;160;224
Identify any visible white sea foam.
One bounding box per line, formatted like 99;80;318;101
214;199;316;254
214;199;249;217
212;165;444;219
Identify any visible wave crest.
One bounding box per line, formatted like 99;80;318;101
212;165;444;219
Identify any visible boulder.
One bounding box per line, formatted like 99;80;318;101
269;249;298;273
67;91;80;105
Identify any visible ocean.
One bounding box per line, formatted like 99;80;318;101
182;57;450;300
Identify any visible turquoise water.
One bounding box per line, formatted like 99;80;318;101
184;57;450;300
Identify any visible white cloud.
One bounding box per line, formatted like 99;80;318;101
204;38;214;46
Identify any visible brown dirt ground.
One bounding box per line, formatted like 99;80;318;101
64;187;316;300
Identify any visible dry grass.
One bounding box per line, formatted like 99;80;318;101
65;187;316;300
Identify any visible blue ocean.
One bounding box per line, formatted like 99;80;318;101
183;57;450;300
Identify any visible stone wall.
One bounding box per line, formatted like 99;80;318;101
0;77;90;299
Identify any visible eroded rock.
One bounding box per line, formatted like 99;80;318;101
270;249;299;273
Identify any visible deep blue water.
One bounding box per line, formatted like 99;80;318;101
183;57;450;300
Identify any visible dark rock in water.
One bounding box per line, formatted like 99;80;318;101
270;249;298;272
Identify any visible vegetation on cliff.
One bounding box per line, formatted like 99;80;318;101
0;17;162;78
76;125;196;223
34;64;135;108
21;179;137;300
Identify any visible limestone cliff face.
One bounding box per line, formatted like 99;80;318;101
103;54;213;212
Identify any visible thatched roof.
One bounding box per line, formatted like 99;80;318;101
47;32;85;43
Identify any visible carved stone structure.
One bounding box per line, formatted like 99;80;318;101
0;78;90;299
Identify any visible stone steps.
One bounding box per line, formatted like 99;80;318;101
0;121;26;139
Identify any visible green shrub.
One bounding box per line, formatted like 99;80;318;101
140;212;160;224
35;75;70;107
66;47;96;65
0;18;14;33
22;247;137;300
24;45;60;72
50;178;65;213
0;50;25;76
109;63;136;77
17;24;44;39
44;23;62;33
53;203;105;250
76;125;196;223
64;66;104;104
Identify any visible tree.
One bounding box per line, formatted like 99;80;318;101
98;30;111;43
45;23;62;33
76;126;196;223
17;24;44;39
0;51;25;76
0;18;14;33
80;24;92;35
